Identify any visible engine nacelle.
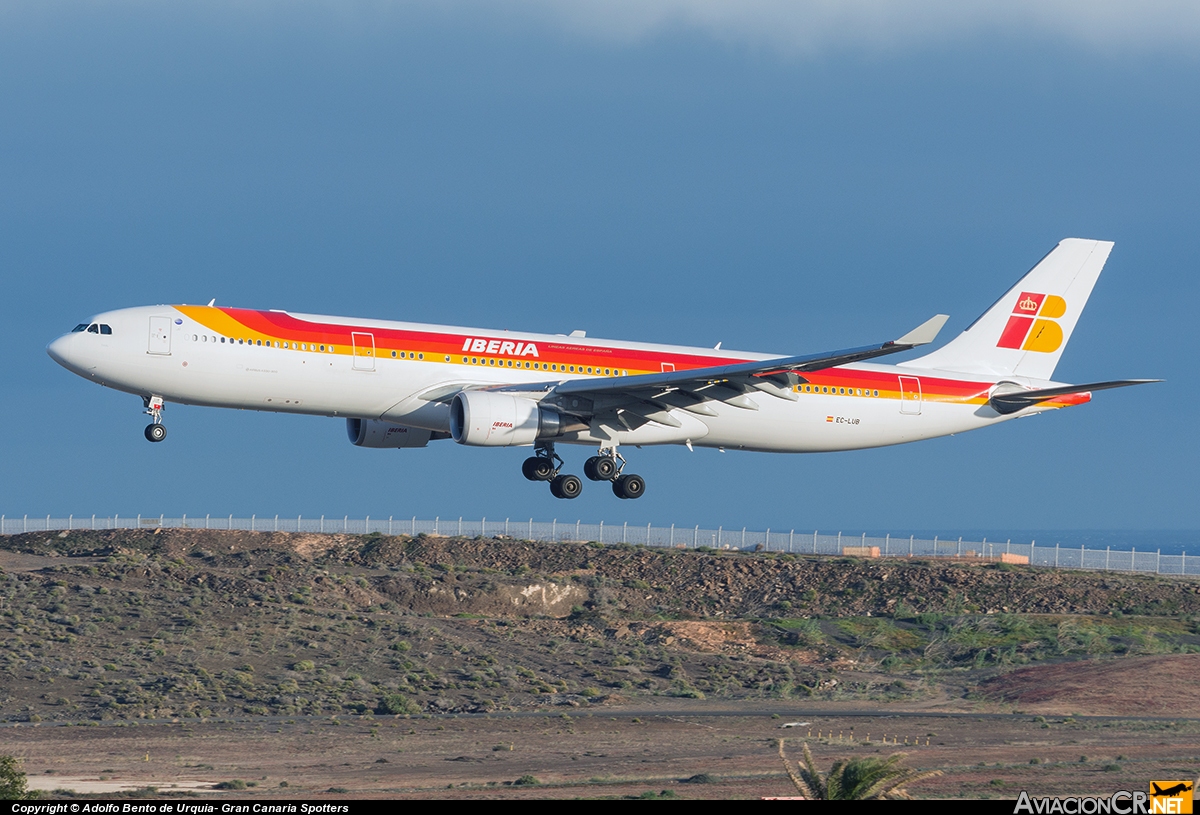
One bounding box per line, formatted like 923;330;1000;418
346;419;433;449
449;391;564;447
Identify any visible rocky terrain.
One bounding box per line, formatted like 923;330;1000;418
1;528;1198;724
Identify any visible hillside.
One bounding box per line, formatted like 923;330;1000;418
2;528;1198;722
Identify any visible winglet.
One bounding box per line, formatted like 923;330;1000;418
894;314;949;348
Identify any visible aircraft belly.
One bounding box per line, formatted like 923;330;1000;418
694;394;998;453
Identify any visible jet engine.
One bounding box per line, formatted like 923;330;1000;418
449;391;569;447
346;419;433;448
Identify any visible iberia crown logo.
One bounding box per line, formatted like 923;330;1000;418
997;291;1067;352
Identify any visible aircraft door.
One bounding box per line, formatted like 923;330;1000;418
898;376;922;415
352;332;375;371
148;316;172;355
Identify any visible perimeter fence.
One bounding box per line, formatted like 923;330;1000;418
3;513;1196;578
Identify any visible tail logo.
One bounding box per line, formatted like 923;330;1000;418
997;291;1066;352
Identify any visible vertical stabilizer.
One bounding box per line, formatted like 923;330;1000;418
901;238;1113;380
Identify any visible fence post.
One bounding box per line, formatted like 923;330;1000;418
506;518;510;537
910;535;914;556
552;519;556;541
623;522;627;543
814;530;818;554
742;527;746;548
365;515;369;534
68;514;72;531
434;516;438;535
694;525;698;547
24;514;28;533
646;522;650;545
529;518;533;539
482;517;486;537
1030;540;1034;565
1055;543;1059;568
113;514;117;531
275;514;279;532
389;516;393;536
412;516;417;536
718;526;722;547
576;519;581;541
458;517;462;536
320;515;324;533
1157;549;1161;574
1106;546;1110;571
600;520;604;543
670;524;674;546
790;530;794;552
345;516;349;533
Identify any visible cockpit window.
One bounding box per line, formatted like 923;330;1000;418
100;324;112;335
86;324;99;334
72;324;87;332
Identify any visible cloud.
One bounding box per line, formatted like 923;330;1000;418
498;0;1200;53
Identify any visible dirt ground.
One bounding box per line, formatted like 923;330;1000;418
8;701;1200;800
4;529;1199;799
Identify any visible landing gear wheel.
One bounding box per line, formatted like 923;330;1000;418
522;456;555;481
583;456;600;481
551;474;583;499
593;456;619;481
144;423;167;443
612;473;645;500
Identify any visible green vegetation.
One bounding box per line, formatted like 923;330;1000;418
0;756;37;800
778;740;942;800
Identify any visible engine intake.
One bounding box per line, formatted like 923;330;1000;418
449;391;568;447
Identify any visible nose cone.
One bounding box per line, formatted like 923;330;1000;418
47;333;86;373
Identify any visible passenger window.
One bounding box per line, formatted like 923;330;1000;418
391;351;397;358
319;345;325;351
193;334;198;341
418;353;424;360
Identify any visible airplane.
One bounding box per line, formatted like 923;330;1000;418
47;238;1156;500
1151;783;1193;797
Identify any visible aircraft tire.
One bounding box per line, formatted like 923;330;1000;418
523;457;555;481
593;456;619;480
583;456;598;481
144;423;167;443
553;474;583;499
614;473;645;500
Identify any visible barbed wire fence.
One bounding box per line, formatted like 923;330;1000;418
1;513;1195;577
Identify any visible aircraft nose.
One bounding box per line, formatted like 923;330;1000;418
47;333;80;371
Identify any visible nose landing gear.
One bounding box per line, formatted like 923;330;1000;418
143;395;166;443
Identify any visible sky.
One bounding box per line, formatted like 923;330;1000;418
1;1;1197;536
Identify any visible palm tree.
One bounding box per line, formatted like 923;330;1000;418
778;740;942;800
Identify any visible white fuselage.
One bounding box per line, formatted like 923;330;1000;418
47;304;1070;455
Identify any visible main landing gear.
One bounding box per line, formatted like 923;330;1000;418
522;444;645;500
143;396;167;443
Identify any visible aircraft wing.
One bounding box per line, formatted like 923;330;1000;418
485;314;949;428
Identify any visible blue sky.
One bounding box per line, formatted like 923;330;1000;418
2;1;1196;534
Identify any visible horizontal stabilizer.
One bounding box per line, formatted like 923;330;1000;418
988;379;1161;415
